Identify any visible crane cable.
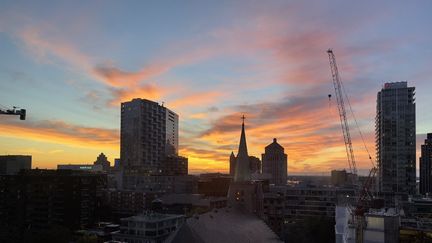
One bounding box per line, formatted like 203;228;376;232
339;81;376;168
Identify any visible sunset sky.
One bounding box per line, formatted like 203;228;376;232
0;1;431;175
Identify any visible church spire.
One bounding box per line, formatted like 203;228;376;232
239;115;248;156
234;115;251;182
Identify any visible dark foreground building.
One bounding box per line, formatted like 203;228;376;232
0;169;107;242
420;133;432;195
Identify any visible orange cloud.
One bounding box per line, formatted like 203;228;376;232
169;91;223;110
93;63;170;87
0;118;119;149
108;84;162;106
188;89;377;175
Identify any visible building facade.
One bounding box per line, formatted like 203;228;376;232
420;133;432;195
0;155;31;175
0;169;107;242
120;98;178;173
104;189;147;219
264;185;355;239
121;173;197;194
262;138;288;185
376;82;416;195
160;155;188;176
112;213;185;243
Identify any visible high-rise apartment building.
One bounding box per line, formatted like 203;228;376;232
262;138;287;185
376;82;416;195
420;133;432;195
120;99;178;173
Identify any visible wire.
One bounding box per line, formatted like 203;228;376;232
340;81;376;168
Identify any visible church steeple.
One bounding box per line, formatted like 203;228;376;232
234;115;251;182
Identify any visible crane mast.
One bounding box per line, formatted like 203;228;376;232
327;49;357;175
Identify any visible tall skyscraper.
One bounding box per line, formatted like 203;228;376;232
420;133;432;195
262;138;287;185
376;82;416;195
120;98;178;173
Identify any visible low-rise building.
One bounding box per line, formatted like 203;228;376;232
198;173;231;197
264;185;355;238
122;172;197;194
105;189;147;219
159;193;227;215
112;213;185;243
0;169;107;242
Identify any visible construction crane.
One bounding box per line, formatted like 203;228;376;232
327;49;377;202
0;106;26;120
327;49;357;176
327;49;378;242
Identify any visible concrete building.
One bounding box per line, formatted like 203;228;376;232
376;82;416;195
401;197;432;230
160;155;188;176
198;173;231;197
363;210;400;243
158;193;227;215
94;152;111;171
264;185;355;239
112;212;185;243
121;172;197;194
104;189;147;219
420;133;432;195
332;170;348;186
336;207;400;243
120;98;178;173
0;155;31;175
262;138;287;185
331;170;356;187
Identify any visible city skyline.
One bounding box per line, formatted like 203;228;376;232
1;1;432;175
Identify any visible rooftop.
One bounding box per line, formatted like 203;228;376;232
171;207;282;243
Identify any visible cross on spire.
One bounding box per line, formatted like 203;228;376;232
241;115;246;125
